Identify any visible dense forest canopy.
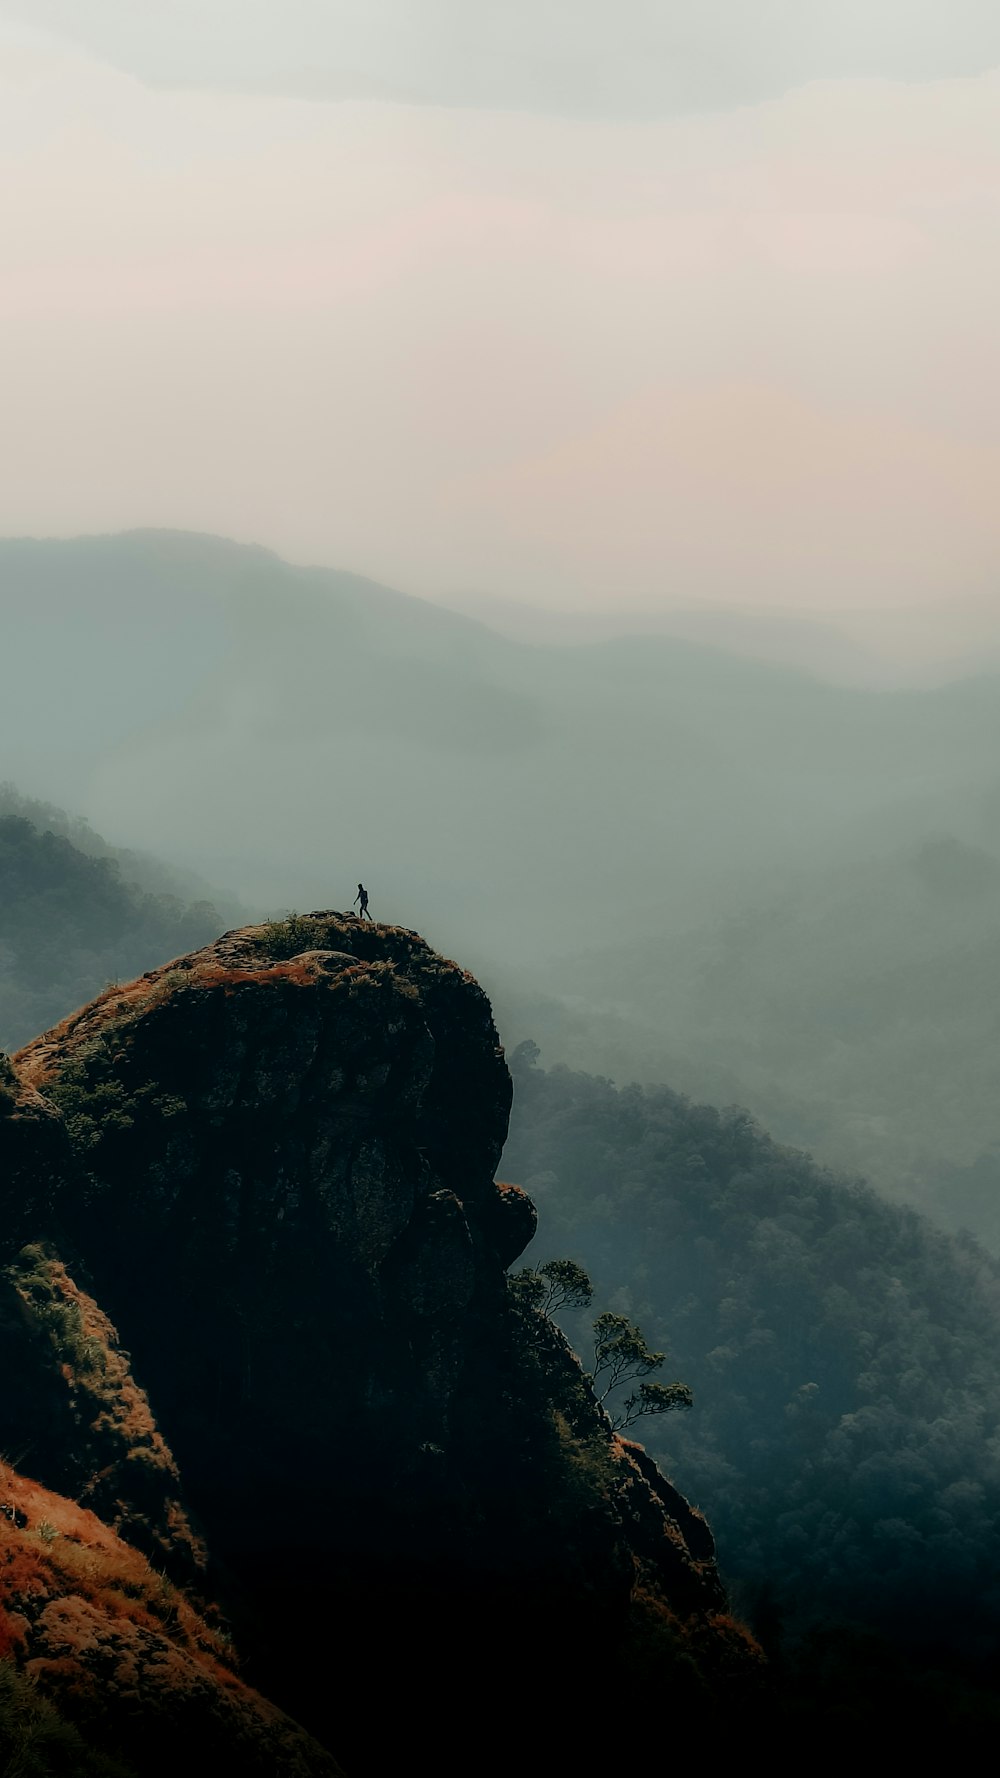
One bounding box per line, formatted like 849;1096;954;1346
503;1045;1000;1660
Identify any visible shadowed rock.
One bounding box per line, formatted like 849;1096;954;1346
3;914;761;1771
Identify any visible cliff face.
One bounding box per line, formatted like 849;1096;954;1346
4;916;760;1771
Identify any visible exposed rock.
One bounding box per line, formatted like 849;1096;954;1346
13;915;521;1509
486;1177;538;1268
4;913;762;1771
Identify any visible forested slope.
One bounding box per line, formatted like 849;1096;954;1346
0;790;226;1048
504;1046;1000;1664
524;835;1000;1244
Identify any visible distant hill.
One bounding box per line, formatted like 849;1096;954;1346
0;787;235;1048
0;781;230;906
8;528;1000;1233
439;589;894;684
7;528;1000;964
510;834;1000;1244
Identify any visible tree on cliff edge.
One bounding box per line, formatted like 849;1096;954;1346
590;1310;692;1432
510;1262;691;1433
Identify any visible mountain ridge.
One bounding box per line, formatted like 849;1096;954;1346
8;528;1000;959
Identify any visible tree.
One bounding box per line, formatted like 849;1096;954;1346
510;1039;541;1073
509;1264;691;1433
509;1257;594;1318
591;1312;692;1433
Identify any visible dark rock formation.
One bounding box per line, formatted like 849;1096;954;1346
0;1461;341;1778
0;1242;205;1579
3;914;761;1772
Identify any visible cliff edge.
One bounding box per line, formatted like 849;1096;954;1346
4;914;760;1771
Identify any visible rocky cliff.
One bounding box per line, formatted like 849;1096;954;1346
2;915;760;1772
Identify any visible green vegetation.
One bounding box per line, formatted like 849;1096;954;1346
510;1259;690;1431
504;1044;1000;1662
44;1040;154;1162
0;1659;134;1777
0;794;224;1051
508;1257;593;1317
590;1311;692;1432
10;1244;100;1375
251;912;323;958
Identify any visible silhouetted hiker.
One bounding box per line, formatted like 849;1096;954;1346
354;883;372;920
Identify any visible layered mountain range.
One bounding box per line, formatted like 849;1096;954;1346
8;528;1000;958
0;914;759;1773
7;529;1000;1231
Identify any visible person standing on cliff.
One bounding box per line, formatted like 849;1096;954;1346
353;883;372;920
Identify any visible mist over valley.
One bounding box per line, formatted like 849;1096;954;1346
5;528;1000;1243
5;4;1000;1759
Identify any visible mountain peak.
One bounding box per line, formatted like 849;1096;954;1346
3;914;759;1768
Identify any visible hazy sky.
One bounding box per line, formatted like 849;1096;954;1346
8;2;1000;114
2;4;999;626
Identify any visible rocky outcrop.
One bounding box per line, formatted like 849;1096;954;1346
13;919;520;1515
4;914;761;1771
0;1461;341;1777
0;1243;204;1579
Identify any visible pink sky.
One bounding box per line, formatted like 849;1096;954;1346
2;23;999;637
